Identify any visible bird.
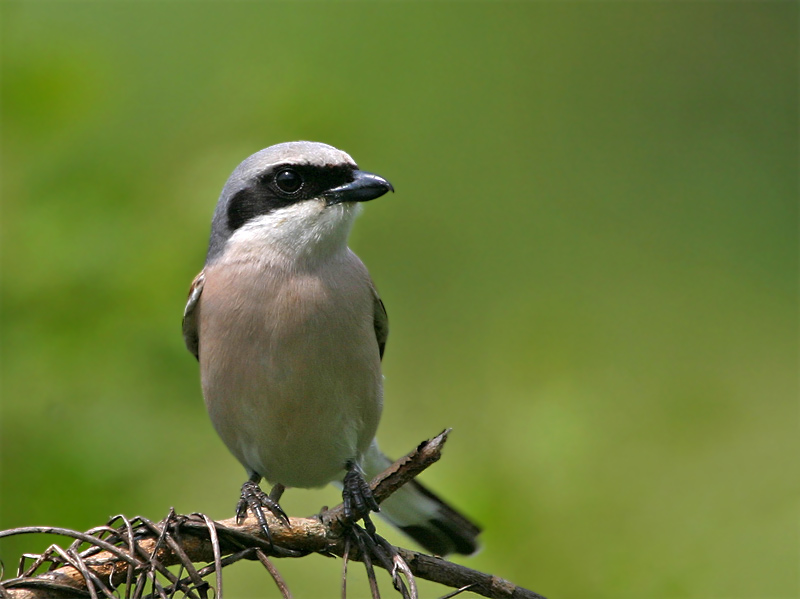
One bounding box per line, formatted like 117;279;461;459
182;141;480;556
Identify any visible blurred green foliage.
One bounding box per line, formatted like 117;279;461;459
1;2;797;597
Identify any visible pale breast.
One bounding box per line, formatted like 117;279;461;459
197;250;383;488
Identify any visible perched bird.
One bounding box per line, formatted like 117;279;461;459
183;141;480;555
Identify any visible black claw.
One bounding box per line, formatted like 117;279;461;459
237;480;290;543
342;463;380;523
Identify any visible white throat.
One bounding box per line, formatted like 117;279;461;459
221;200;361;267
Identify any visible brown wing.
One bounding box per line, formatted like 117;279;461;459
182;270;205;361
371;280;389;360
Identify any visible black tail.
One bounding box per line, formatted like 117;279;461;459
362;442;481;556
394;479;481;556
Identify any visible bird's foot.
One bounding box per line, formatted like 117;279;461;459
236;478;290;542
340;464;418;596
342;461;380;523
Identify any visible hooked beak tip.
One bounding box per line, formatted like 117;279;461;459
324;170;394;205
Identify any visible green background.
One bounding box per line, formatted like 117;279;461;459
1;2;797;597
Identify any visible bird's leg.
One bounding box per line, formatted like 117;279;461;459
342;460;380;523
269;482;286;503
236;473;290;542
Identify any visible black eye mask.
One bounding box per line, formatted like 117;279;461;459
226;164;355;231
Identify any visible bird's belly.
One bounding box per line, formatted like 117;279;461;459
198;264;382;488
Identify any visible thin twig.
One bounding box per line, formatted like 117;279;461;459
352;523;410;599
198;515;221;599
50;546;99;599
160;526;206;599
341;537;350;599
352;528;381;599
0;528;139;569
376;535;417;599
438;584;476;599
106;515;136;599
254;549;292;599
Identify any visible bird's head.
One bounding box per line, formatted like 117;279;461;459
206;142;393;264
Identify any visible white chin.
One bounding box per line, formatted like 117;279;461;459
226;199;361;260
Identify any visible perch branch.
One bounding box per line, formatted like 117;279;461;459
0;430;545;599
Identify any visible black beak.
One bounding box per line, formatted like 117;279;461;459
324;170;394;205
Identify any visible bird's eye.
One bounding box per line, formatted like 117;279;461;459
275;169;303;194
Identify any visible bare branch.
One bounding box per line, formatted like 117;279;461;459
0;431;545;599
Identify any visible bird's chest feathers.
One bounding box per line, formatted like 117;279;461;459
200;249;375;369
198;247;381;486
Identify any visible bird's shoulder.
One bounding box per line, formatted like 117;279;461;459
182;269;205;360
341;249;389;359
372;282;389;360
